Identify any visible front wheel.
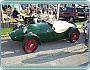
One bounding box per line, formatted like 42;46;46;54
22;37;38;53
69;29;80;43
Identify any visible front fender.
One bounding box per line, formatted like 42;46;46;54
68;27;78;38
24;33;41;45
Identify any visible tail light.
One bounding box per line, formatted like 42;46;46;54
75;12;78;17
87;20;89;23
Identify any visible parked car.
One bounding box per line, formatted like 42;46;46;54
9;19;80;53
59;7;86;22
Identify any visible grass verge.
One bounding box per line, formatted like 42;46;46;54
1;28;13;35
75;22;84;25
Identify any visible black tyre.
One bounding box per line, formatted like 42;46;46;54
22;37;38;53
69;29;80;43
69;16;74;22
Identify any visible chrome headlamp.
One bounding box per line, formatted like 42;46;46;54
17;24;20;28
17;22;20;28
23;28;27;34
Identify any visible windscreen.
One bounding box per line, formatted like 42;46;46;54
76;8;84;13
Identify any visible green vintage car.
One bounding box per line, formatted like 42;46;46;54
9;20;80;53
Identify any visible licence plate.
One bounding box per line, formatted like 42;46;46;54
78;17;85;18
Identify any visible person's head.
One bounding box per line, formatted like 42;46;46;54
52;8;54;11
31;9;35;14
23;4;24;7
14;8;17;10
31;5;33;7
37;8;40;10
9;6;11;9
5;8;7;11
49;11;51;15
27;7;29;10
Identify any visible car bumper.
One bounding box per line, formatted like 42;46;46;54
74;16;86;21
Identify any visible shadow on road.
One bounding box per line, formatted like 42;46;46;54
78;62;89;66
1;38;26;58
21;51;88;66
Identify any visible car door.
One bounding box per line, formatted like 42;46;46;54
66;8;75;17
36;23;53;42
37;23;64;43
65;8;70;17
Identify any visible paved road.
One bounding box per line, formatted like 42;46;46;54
1;29;89;66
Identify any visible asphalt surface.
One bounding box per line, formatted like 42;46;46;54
1;29;89;66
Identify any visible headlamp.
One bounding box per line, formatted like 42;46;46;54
23;28;27;34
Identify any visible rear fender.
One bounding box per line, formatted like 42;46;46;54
24;33;41;45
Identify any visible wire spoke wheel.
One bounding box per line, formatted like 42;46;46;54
71;31;79;41
69;29;80;43
22;37;38;53
25;39;37;51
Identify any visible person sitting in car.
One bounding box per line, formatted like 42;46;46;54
30;10;42;24
48;11;54;24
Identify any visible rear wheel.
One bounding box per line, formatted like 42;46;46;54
22;37;38;53
69;29;80;43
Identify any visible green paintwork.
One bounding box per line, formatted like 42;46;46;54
9;21;78;43
9;28;25;41
25;33;41;42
